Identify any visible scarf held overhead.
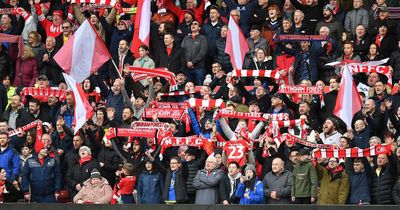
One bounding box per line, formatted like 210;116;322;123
128;66;178;91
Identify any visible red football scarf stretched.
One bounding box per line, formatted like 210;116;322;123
187;98;225;108
270;119;305;128
232;69;281;79
105;127;157;140
151;101;188;109
278;85;322;95
158;90;199;97
215;109;289;121
347;64;392;86
20;87;67;102
159;136;214;155
131;121;169;129
273;35;329;42
128;67;178;91
144;108;185;120
312;144;392;158
8;120;41;137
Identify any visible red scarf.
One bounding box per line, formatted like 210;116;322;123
375;34;384;47
79;155;92;165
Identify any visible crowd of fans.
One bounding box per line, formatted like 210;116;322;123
0;0;399;205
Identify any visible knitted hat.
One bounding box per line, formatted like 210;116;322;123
323;4;333;13
90;168;101;179
79;146;92;156
52;10;63;19
244;164;256;172
184;9;195;19
119;20;132;30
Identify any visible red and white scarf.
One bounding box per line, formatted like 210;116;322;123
158;90;199;97
187;98;225;108
313;144;392;158
151;101;188;109
347;63;393;86
159;136;214;155
278;85;322;95
143;108;185;120
20;87;67;101
8;120;41;137
232;69;281;79
105;127;157;140
128;67;178;91
131;121;169;130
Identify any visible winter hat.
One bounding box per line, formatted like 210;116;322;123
184;9;195;19
298;148;310;156
244;164;256;173
119;20;132;30
90;168;101;179
52;10;63;19
79;146;92;157
323;4;333;13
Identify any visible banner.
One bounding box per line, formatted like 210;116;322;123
273;35;329;42
159;136;214;155
105;127;157;140
131;121;169;130
278;85;322;95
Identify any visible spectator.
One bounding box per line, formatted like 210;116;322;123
21;139;62;203
202;6;224;69
370;154;397;204
345;157;372;204
262;157;292;204
375;22;397;58
0;166;22;202
155;33;186;75
219;161;241;204
244;25;268;69
163;156;188;204
344;0;369;36
36;36;63;86
137;157;164;204
115;163;136;204
181;20;208;86
13;45;38;87
292;10;308;34
291;148;318;204
389;40;400;84
235;164;264;204
2;94;29;130
315;157;349;204
0;132;20;182
73;168;113;204
192;156;223;204
354;24;372;58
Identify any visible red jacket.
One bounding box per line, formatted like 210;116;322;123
117;176;136;195
14;57;38;87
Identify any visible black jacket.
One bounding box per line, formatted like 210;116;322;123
65;158;100;195
218;174;241;204
162;161;189;203
155;45;186;75
97;146;121;187
370;155;397;204
1;107;29;129
36;48;64;85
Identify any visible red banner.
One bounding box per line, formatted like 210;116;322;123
105;127;157;139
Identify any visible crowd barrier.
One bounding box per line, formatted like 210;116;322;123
1;204;400;210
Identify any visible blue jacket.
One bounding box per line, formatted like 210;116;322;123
0;146;21;181
188;108;211;139
349;170;371;204
21;156;62;196
137;170;164;204
235;178;265;204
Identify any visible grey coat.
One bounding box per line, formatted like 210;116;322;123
181;34;208;68
344;8;369;36
192;168;224;204
262;169;293;204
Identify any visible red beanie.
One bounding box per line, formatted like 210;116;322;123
52;10;63;19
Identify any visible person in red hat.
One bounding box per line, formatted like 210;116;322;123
33;0;63;37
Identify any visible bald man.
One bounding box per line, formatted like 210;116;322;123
192;156;224;204
262;157;293;204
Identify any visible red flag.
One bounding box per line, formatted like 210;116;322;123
54;20;111;83
63;73;94;134
130;0;151;58
333;65;362;128
225;15;249;69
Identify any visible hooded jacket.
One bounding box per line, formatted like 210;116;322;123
73;177;113;204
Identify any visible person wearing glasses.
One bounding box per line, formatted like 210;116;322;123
55;21;74;50
162;156;188;204
315;156;349;204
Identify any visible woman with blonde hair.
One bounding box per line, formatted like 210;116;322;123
27;31;44;56
13;45;38;87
